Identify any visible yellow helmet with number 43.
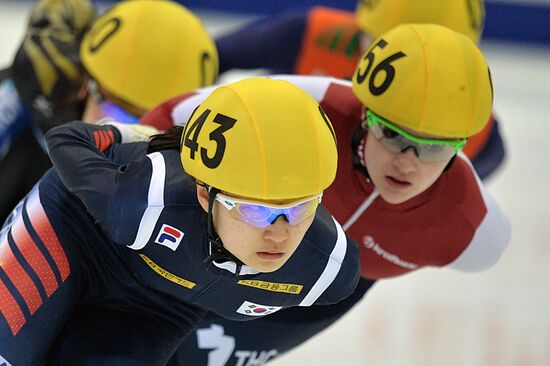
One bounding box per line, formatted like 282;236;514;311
352;23;493;138
180;78;338;200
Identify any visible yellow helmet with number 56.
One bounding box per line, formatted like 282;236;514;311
80;0;218;111
355;0;485;44
180;78;338;200
352;24;493;138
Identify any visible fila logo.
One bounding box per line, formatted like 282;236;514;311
154;224;184;251
236;301;282;317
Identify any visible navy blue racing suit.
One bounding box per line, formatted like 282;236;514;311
0;122;360;365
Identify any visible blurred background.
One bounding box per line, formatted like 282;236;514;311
1;1;549;365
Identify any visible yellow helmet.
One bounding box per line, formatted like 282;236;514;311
356;0;485;44
180;78;338;200
352;24;493;138
80;0;218;111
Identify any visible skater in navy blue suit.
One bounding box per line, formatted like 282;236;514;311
0;78;359;365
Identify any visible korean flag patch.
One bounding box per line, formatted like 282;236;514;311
236;301;282;317
154;224;184;251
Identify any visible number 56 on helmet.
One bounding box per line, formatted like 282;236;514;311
353;23;493;138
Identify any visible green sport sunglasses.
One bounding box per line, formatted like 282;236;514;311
363;110;467;162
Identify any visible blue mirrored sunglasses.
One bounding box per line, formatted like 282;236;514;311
215;192;322;228
88;79;139;124
100;101;139;124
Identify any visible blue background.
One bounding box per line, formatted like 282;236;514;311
174;0;550;45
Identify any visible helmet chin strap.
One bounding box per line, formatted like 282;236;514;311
443;154;458;172
203;186;244;272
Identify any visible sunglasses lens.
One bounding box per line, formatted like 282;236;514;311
234;204;273;227
101;101;139;124
222;196;320;228
381;126;399;139
287;200;319;225
416;144;456;162
370;122;457;162
370;124;402;153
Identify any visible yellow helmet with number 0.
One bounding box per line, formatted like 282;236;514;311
352;24;493;138
180;78;338;200
356;0;485;44
80;0;218;111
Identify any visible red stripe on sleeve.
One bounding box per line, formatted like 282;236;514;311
100;130;108;151
12;214;58;297
26;192;71;282
0;236;42;314
93;130;107;151
103;130;111;151
94;130;115;152
0;274;26;336
107;129;115;145
93;130;101;148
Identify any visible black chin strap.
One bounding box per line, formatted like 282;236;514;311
202;186;244;273
443;154;458;172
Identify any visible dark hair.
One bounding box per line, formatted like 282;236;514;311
147;125;184;153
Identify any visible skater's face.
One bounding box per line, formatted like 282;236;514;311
362;111;463;204
197;186;319;273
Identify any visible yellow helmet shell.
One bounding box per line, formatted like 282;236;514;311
80;0;218;110
180;78;338;200
356;0;485;44
352;24;493;138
